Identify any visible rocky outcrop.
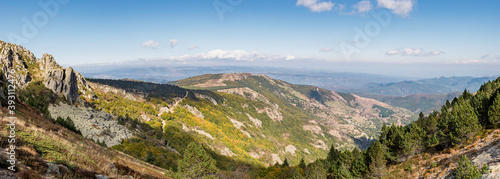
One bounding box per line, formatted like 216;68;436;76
44;66;79;104
0;41;35;88
0;41;93;104
183;104;204;119
48;103;134;147
40;54;93;105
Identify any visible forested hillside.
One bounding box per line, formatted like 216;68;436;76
84;72;414;170
255;77;500;178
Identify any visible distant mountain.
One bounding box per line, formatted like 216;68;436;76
342;76;497;96
361;92;462;114
75;65;407;90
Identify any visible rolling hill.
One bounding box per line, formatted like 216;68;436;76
0;40;415;178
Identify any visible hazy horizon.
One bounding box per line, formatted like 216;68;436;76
2;0;499;78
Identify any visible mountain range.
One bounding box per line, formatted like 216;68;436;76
0;41;414;178
2;40;500;178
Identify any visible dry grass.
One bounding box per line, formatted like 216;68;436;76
0;102;170;178
384;129;500;179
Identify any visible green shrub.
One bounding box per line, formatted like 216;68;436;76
454;155;481;179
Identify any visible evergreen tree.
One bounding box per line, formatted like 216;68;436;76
462;89;472;100
175;142;219;179
337;164;353;179
454;155;481;179
298;158;306;170
282;158;289;168
448;98;481;146
488;92;500;128
287;166;304;179
446;100;452;108
145;149;155;164
350;148;366;177
306;160;326;179
367;141;386;178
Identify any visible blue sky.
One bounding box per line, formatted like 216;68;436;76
1;0;499;77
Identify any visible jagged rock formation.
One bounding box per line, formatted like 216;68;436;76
40;53;92;104
0;41;35;88
0;41;93;105
44;66;79;104
48;103;134;147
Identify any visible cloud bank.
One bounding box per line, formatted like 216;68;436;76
142;40;160;48
385;48;444;56
170;49;297;61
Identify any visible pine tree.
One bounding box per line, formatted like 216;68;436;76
175;142;219;179
299;158;306;170
337;163;353;179
488;92;500;128
287;166;304;179
350;148;366;177
282;158;289;168
454;155;481;179
446;100;452;108
145;149;155;164
449;98;481;146
367;141;386;178
306;160;326;179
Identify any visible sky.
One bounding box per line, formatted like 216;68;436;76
1;0;500;78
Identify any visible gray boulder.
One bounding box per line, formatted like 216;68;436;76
48;103;134;147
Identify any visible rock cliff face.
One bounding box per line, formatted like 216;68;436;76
0;41;130;147
41;54;80;104
0;41;35;88
0;41;92;104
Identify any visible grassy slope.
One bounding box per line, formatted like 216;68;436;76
88;79;325;167
0;100;169;178
385;129;500;178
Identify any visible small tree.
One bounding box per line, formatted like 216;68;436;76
282;158;289;168
488;92;500;128
306;160;326;179
145;149;155;164
454;155;481;179
298;158;306;170
175;142;219;179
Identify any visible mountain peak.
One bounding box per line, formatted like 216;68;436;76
0;42;92;105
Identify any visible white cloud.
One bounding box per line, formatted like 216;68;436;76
142;40;160;48
169;39;178;48
353;0;372;13
377;0;415;17
170;49;296;62
385;49;401;55
296;0;335;12
188;45;199;50
429;50;444;56
319;48;334;52
385;48;444;56
496;55;500;59
481;54;489;59
450;60;495;65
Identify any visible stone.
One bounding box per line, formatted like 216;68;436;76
43;67;79;105
48;103;134;147
46;163;61;177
